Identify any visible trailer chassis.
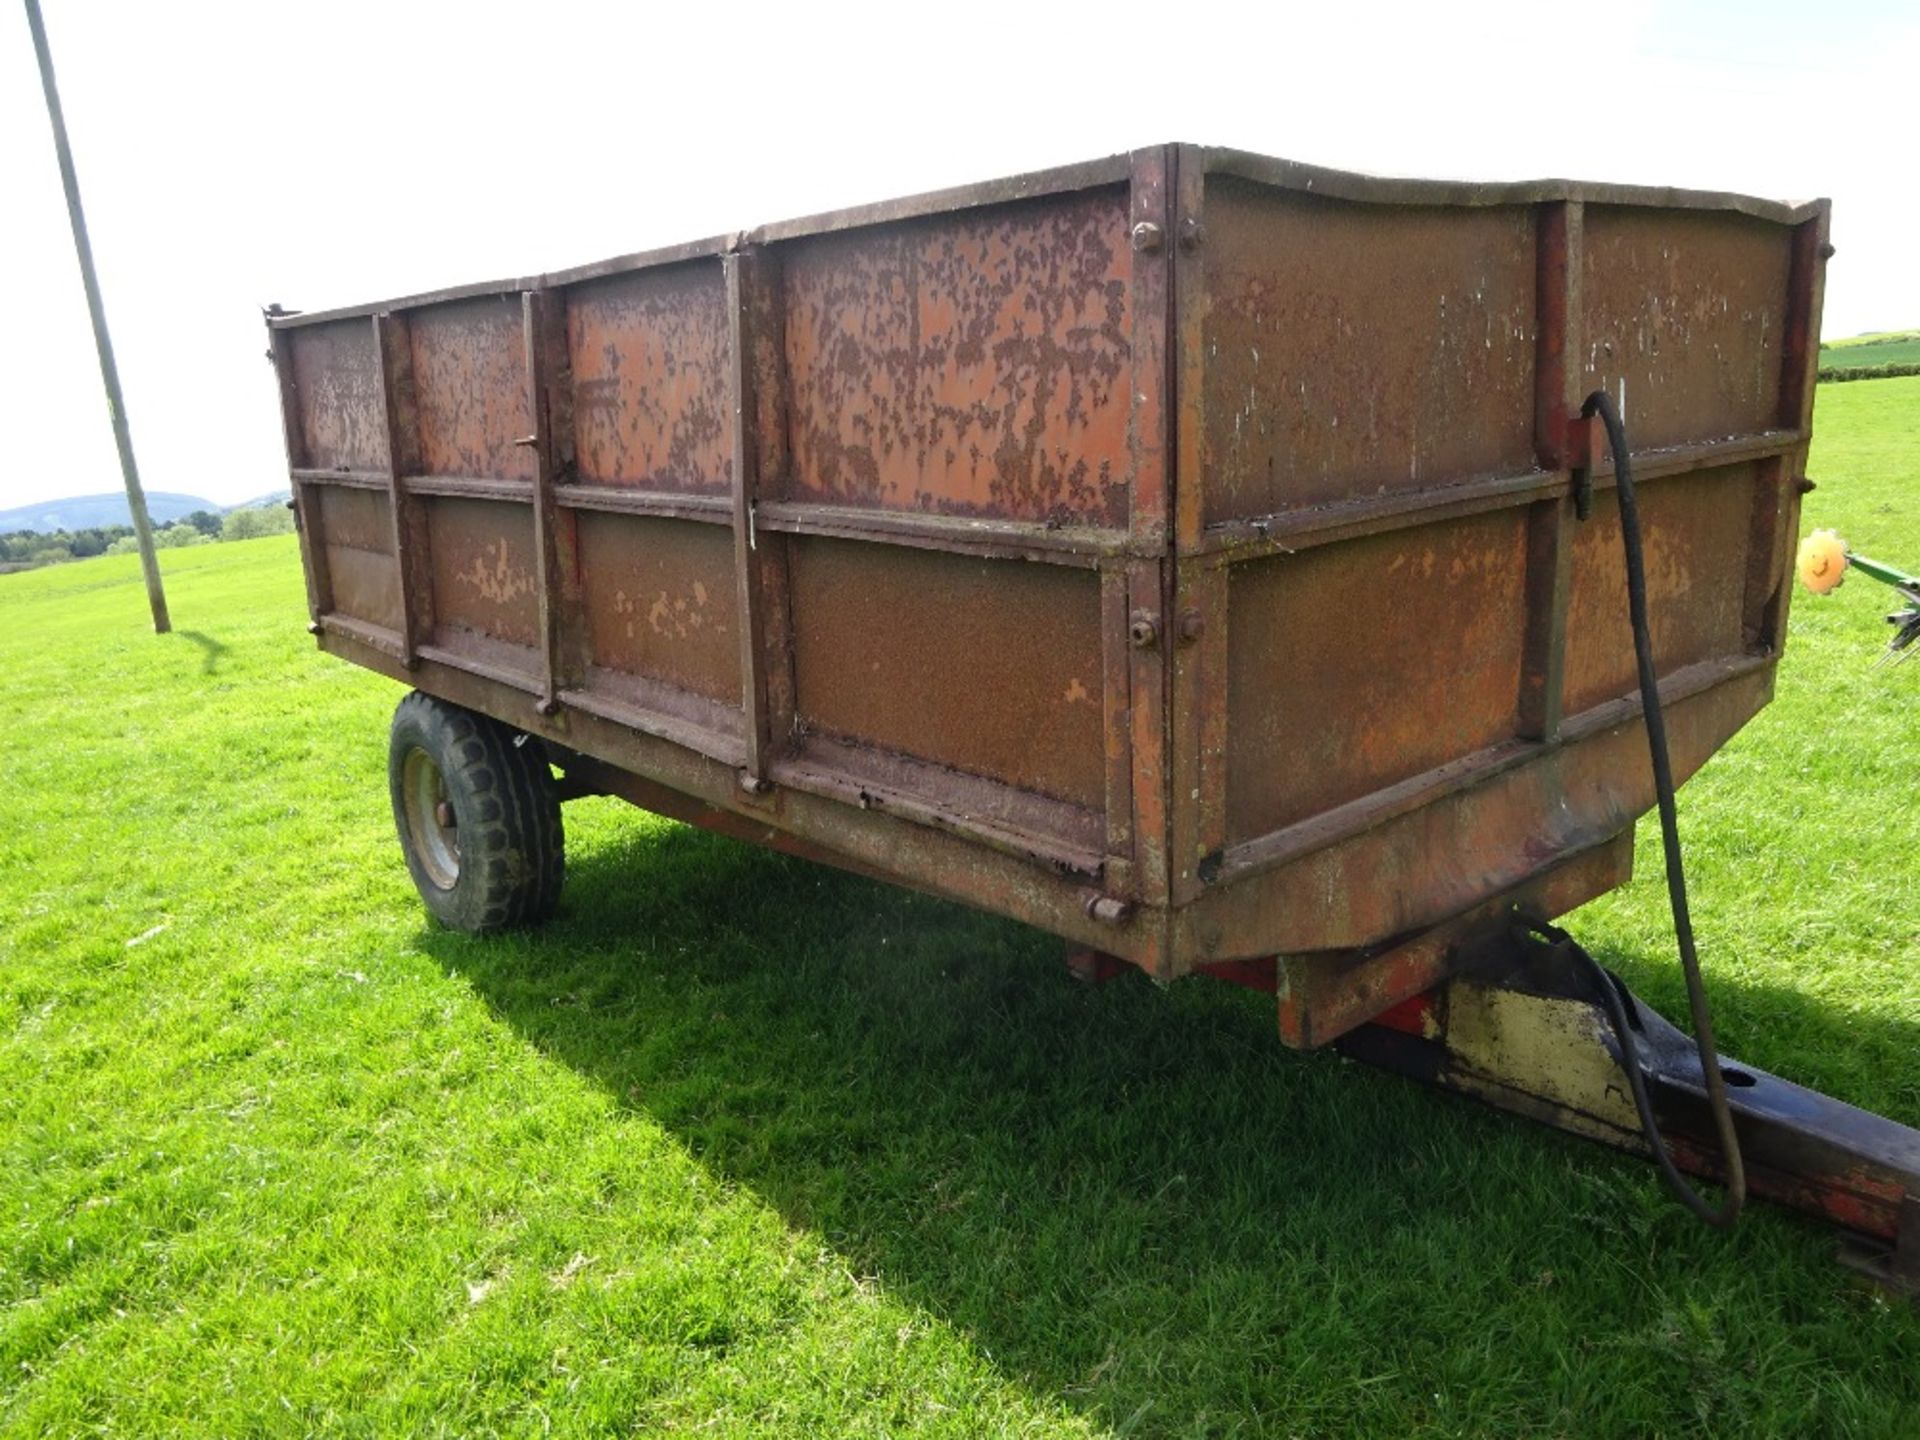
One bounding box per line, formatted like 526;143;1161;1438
1085;915;1920;1295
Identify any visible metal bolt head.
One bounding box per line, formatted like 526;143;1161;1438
1177;609;1205;643
1179;216;1203;252
1130;221;1165;254
1128;611;1160;649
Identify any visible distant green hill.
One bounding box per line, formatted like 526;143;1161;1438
1820;329;1920;372
0;490;288;533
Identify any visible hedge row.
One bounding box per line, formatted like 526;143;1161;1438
1818;362;1920;384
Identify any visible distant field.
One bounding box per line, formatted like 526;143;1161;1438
1821;329;1920;371
3;379;1919;1436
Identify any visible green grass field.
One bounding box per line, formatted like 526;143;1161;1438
1820;330;1920;372
4;378;1919;1437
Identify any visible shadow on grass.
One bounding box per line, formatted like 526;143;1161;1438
174;629;229;675
422;813;1920;1431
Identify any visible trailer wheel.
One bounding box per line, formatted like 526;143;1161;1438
387;692;564;933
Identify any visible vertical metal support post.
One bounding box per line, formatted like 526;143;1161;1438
1778;210;1831;436
724;247;778;785
1166;144;1224;907
1738;439;1794;657
1745;208;1832;653
1517;200;1583;741
1123;145;1175;945
267;324;330;629
723;245;795;785
1098;565;1136;898
372;312;424;666
522;290;572;715
25;0;168;633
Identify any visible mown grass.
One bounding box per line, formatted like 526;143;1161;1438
3;379;1919;1437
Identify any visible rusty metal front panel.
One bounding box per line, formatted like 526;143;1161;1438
1562;464;1757;715
780;187;1133;526
1195;157;1817;979
786;537;1106;809
1202;180;1538;523
410;297;537;481
567;265;731;492
287;320;387;472
1582;207;1793;451
575;512;739;703
1194;666;1771;961
1224;506;1531;842
315;485;400;632
425;496;540;651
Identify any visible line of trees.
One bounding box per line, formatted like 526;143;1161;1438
0;504;295;571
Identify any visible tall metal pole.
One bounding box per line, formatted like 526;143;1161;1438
24;0;169;632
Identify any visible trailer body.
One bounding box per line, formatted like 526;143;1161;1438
269;144;1828;1042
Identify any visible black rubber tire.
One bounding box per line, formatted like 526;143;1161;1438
387;692;564;933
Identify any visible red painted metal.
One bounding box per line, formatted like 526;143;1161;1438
1366;993;1435;1038
1066;949;1132;986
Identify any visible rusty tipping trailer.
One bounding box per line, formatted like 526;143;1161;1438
267;144;1919;1283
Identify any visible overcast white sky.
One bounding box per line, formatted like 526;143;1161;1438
4;0;1914;511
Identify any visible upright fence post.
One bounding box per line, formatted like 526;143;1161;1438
24;0;169;633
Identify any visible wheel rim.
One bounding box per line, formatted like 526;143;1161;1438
400;746;460;890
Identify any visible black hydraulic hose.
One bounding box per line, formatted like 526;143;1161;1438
1512;913;1741;1227
1551;389;1746;1228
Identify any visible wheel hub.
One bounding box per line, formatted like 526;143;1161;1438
401;746;460;890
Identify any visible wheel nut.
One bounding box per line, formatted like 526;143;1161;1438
435;800;455;828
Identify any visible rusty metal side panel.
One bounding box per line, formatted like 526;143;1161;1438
425;496;540;652
566;264;731;492
779;186;1133;526
409;296;538;481
315;485;401;633
574;512;740;705
786;537;1106;809
1582;207;1793;450
287;320;388;472
1201;179;1538;523
1562;464;1757;716
321;624;1153;963
1224;507;1530;843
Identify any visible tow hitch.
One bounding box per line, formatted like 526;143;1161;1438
1338;924;1920;1297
